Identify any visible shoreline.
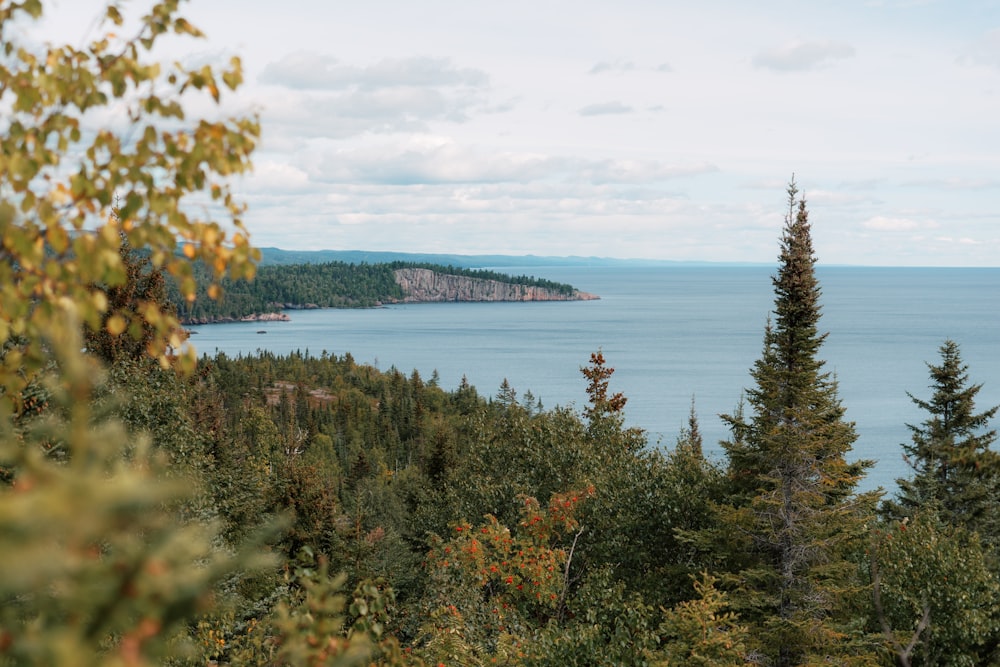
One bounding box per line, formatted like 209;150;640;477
180;292;600;326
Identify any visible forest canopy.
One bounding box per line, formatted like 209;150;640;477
167;259;581;322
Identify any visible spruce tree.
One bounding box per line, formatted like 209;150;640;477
714;179;878;666
887;340;999;541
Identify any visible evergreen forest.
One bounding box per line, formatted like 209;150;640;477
168;260;578;323
2;3;1000;666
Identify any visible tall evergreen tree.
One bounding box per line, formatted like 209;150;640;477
713;179;879;666
886;340;999;541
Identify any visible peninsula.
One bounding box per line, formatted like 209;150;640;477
172;260;598;324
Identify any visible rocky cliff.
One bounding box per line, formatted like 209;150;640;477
392;268;599;303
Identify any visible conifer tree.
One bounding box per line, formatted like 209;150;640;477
580;350;645;455
886;340;999;541
713;179;879;665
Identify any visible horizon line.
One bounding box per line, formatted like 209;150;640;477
256;247;999;270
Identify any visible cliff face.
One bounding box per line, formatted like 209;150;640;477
392;268;599;303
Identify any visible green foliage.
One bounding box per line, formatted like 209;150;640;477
524;568;664;666
418;488;592;664
590;438;725;607
170;261;406;320
659;573;749;666
265;552;417;667
871;514;999;666
886;340;1000;543
0;324;276;665
98;359;208;469
435;401;593;534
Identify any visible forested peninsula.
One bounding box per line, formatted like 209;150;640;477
169;260;597;324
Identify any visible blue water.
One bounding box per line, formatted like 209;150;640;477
187;266;1000;493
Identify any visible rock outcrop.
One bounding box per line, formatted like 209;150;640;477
392;268;599;303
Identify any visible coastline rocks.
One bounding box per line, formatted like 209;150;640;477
273;303;320;310
392;268;599;303
181;312;291;325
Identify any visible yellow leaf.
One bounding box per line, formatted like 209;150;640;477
182;243;196;259
202;225;219;246
46;224;69;254
106;314;127;336
92;291;108;313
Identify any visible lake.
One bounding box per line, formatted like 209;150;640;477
186;265;1000;493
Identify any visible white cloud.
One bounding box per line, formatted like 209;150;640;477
927;235;983;247
753;39;856;71
806;189;879;205
261;94;431;140
249;161;311;191
578;101;634;116
259;52;488;90
960;28;1000;69
903;177;1000;190
319;140;556;185
862;216;923;231
274;181;717;258
577;159;718;184
257;75;491;140
305;137;716;187
589;60;637;75
589;60;672;75
251;52;495;140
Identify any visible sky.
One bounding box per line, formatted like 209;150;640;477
26;0;1000;265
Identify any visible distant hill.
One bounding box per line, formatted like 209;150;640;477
257;248;708;269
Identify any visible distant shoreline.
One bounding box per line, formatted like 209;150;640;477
256;248;1000;270
181;290;601;326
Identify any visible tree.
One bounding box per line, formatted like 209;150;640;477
419;488;593;664
886;340;999;541
580;350;643;454
711;179;880;665
870;513;998;667
0;2;265;663
659;573;750;666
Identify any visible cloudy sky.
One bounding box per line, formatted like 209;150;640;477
35;1;1000;265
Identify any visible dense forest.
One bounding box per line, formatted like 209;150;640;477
3;4;1000;666
168;260;579;322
